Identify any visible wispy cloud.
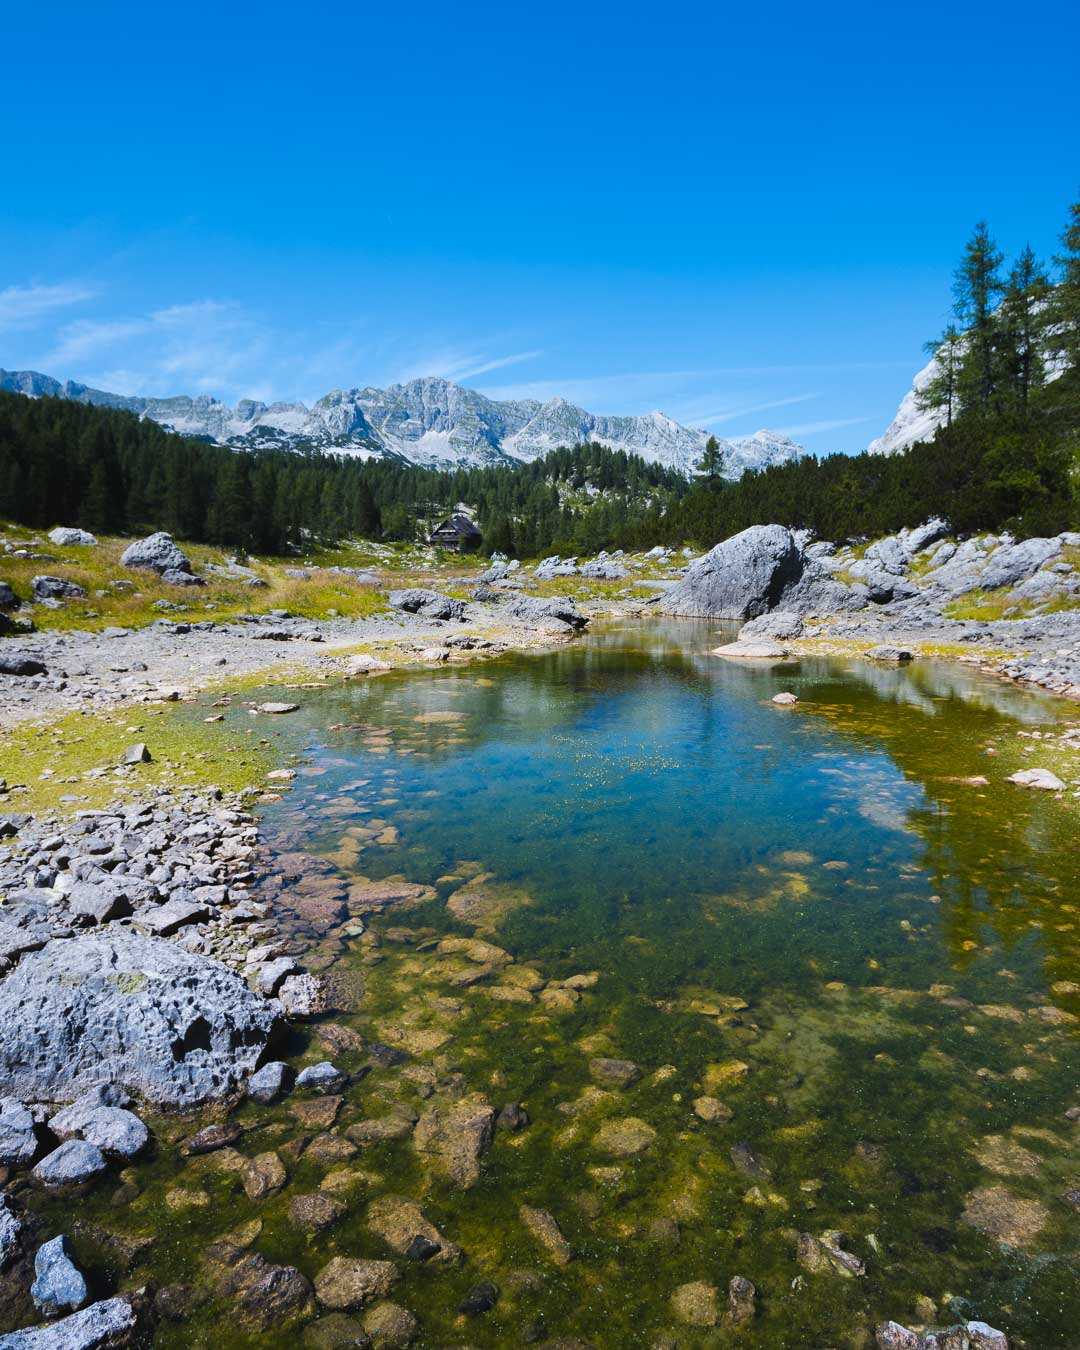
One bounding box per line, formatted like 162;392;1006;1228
678;392;820;428
0;283;97;330
393;347;542;385
775;415;872;437
43;299;271;399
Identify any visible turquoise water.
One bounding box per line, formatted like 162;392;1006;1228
246;619;1078;1346
27;618;1078;1348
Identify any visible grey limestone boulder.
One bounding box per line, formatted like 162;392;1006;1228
503;595;587;629
0;931;281;1109
388;589;465;621
118;533;192;575
979;536;1061;591
0;1296;139;1348
739;611;805;641
47;529;97;547
661;525;861;619
30;577;87;602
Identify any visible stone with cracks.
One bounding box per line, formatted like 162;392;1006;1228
387;589;465;621
739;610;805;640
0;655;47;677
660;524;860;619
247;1061;291;1104
0;1194;23;1271
503;595;587;629
119;533;192;575
711;640;788;660
865;645;914;662
0;932;281;1109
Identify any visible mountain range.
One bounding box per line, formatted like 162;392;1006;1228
0;368;803;479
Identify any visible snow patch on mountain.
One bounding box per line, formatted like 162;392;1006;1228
0;367;805;478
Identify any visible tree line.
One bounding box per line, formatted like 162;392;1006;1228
0;392;685;555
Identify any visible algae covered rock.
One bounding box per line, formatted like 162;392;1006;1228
413;1095;494;1188
314;1257;399;1311
593;1117;657;1157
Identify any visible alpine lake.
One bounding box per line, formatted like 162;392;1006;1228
25;618;1080;1348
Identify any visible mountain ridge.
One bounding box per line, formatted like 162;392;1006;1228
0;367;804;479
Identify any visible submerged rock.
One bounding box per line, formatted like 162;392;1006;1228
362;1301;417;1347
413;1095;494;1188
592;1117;657;1157
796;1230;865;1278
0;932;281;1109
206;1241;314;1331
518;1205;572;1265
314;1257;399;1311
960;1185;1048;1247
366;1196;461;1264
1007;768;1066;791
671;1281;719;1327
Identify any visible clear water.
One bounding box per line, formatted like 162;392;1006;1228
30;619;1080;1347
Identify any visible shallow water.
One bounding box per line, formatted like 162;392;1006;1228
32;620;1080;1346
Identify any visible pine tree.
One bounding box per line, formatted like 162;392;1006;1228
1049;194;1080;372
695;434;725;482
952;221;1005;413
918;325;963;425
998;245;1050;416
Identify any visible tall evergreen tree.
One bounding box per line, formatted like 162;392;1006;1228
998;244;1050;416
952;221;1005;413
1049;194;1080;372
918;325;963;425
695;434;725;483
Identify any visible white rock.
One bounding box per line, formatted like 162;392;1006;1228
1007;768;1066;791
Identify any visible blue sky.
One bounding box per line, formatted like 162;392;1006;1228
2;0;1077;453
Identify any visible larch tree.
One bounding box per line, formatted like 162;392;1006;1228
952;220;1005;414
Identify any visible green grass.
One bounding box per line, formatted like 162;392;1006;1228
0;700;280;815
0;524;389;633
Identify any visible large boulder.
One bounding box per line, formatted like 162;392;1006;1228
47;529;97;547
0;582;19;610
979;536;1061;591
388;589;465;621
0;932;281;1109
660;525;860;619
502;596;587;630
30;577;87;602
118;533;192;576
